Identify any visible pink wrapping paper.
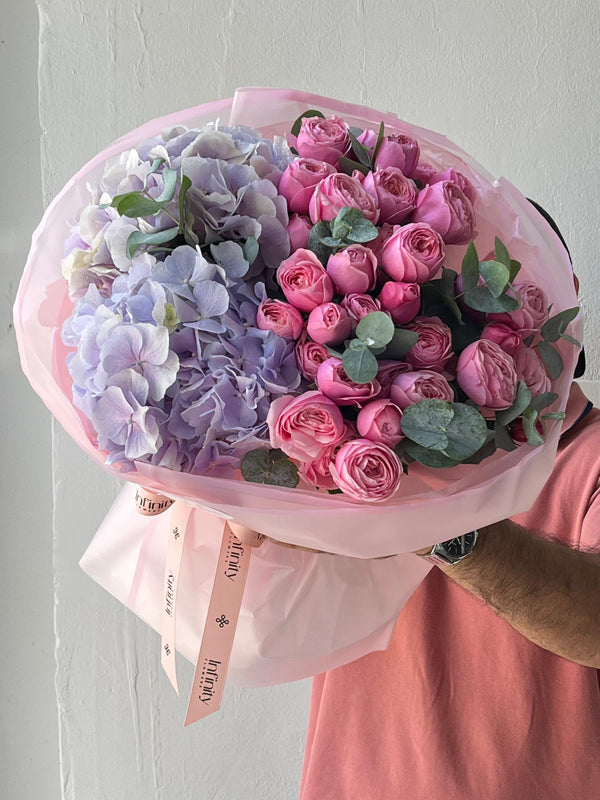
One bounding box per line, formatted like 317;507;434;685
15;88;581;684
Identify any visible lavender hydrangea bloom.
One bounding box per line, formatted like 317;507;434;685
61;122;304;474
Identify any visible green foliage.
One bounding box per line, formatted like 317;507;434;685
356;311;395;346
495;381;532;427
241;449;299;488
342;345;379;383
400;399;489;463
537;341;563;380
290;109;325;137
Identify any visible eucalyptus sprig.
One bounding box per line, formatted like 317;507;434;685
536;307;581;379
458;237;522;314
308;206;378;266
339;312;418;384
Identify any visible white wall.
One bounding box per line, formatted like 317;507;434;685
7;1;600;798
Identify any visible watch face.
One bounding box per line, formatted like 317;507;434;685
440;532;477;560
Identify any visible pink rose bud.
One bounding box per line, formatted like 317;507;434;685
307;302;353;346
340;293;382;324
357;128;378;150
374;133;420;177
298;422;356;491
257;299;304;340
390;370;455;409
487;282;549;336
279;158;337;215
412;180;477;245
356;399;404;448
412;162;438;184
513;345;551;397
286;213;312;252
456;339;518;409
362;168;417;225
326;244;378;294
317;357;381;407
330;438;403;502
481;322;522;357
267;390;346;462
309;173;380;225
296;114;351;166
376;360;412;398
295;331;330;381
405;316;454;372
277;248;334;312
378;281;421;325
429;168;477;204
381;222;445;283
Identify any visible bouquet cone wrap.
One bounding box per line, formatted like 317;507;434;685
15;88;581;691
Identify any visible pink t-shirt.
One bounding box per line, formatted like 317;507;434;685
300;383;600;799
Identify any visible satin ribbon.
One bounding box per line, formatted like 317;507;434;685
133;488;264;723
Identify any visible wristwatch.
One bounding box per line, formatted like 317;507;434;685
418;530;479;567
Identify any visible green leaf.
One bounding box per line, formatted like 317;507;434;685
307;221;333;265
461;431;497;464
347;128;372;168
241;448;299;488
382;328;419;359
402;439;460;469
143;158;166;191
401;400;488;461
356;311;395;347
494;421;518;452
320;236;343;247
332;206;378;243
529;391;558;412
348;338;370;351
537;341;563;380
371;121;386;165
541;411;566;421
154;167;178;204
463;286;520;313
560;333;582;347
342;346;379;384
290;109;325;137
116;194;164;218
177;173;192;233
461;241;480;291
126;227;179;258
508;259;521;283
338;156;370;177
440;268;459;299
522;408;544;446
494;237;511;269
325;347;344;358
479;260;510;298
540;307;579;342
243;236;259;265
495;381;532;427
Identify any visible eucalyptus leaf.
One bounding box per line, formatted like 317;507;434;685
494;421;518;452
541;411;566;421
461;241;480;291
402;439;460;469
321;236;343;247
494;237;511;268
116;194;165;218
290;109;325;137
522;408;545;446
154;167;178;204
537;341;563;380
540;307;579;342
529;391;558;412
241;448;299;488
126;227;179;258
240;449;271;483
342;346;379;384
338;156;370;177
347;129;372;168
463;286;520;313
371;121;386;164
383;328;420;359
143;158;166;190
177;173;192;233
495;381;532;427
440;268;459;299
479;260;510;298
356;312;395;346
401;399;488;461
461;431;497;464
349;338;369;351
560;333;582;347
267;458;300;487
509;259;521;283
243;236;260;265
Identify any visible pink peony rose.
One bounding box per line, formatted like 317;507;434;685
381;222;445;283
378;281;421;325
307;302;353;346
309;173;380;225
277;248;334;312
330;438;403;502
367;222;395;263
456;339;518;409
488;282;549;336
317;357;381;407
376;360;412;398
405;316;454;372
295;331;330;382
412;162;438;184
513;345;551;397
298;422;356;490
374;133;420;177
326;244;378;294
481;322;522;357
356;399;404;447
286;213;312;251
296;115;351;165
412;180;476;244
267;390;346;462
429;168;477;204
340;293;383;324
390;370;455;409
279;158;337;215
256;299;304;340
362;167;417;225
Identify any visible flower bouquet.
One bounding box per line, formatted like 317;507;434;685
15;88;581;722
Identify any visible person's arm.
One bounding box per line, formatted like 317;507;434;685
427;520;600;668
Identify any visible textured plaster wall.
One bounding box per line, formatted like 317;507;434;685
10;0;599;798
